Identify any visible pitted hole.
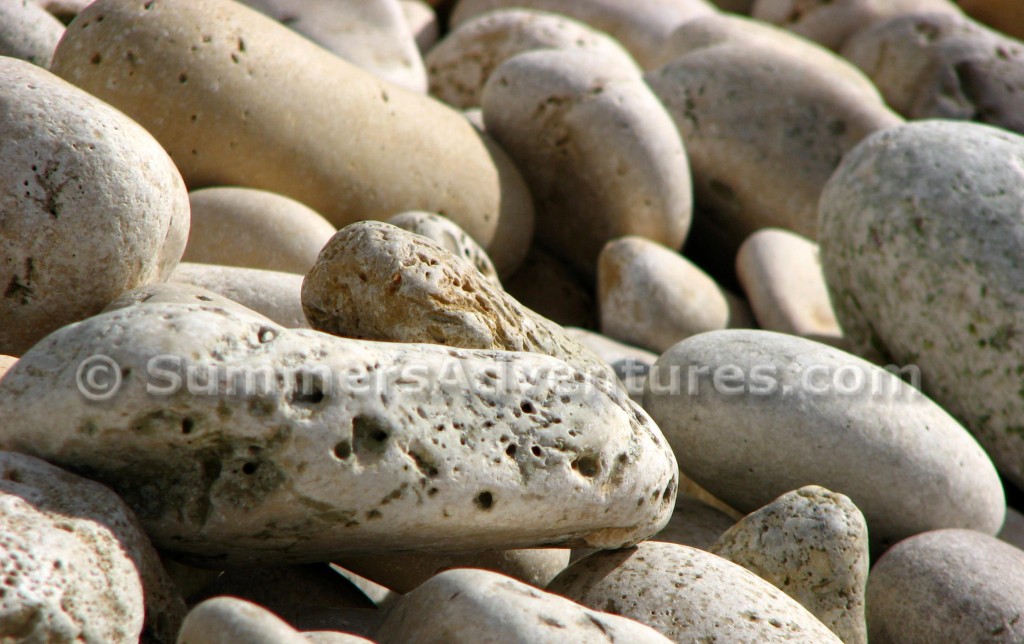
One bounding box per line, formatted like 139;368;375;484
572;454;600;478
90;53;102;65
531;445;542;457
290;371;325;404
353;414;390;455
178;73;188;84
2;469;22;483
143;0;155;8
474;491;494;510
661;480;675;502
505;444;517;458
520;400;535;414
333;440;352;460
195;295;212;301
242;462;258;475
257;327;276;343
181;418;194;435
427;487;439;497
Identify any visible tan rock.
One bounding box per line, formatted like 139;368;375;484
177;597;310;644
171;262;308;328
0;356;16;382
0;0;64;68
503;246;596;330
387;211;499;284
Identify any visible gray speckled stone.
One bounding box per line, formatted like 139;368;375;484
867;529;1024;643
171;263;308;328
818;120;1024;488
387;211;500;284
0;0;64;68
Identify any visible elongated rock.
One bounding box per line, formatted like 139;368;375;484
0;303;677;564
50;0;534;275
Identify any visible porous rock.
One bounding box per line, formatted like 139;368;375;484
387;211;499;284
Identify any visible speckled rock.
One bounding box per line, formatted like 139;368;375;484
387;211;499;283
646;14;900;247
376;568;672;643
0;0;64;68
564;328;657;402
451;0;717;69
177;597;314;644
483;49;692;274
0;56;189;356
0;451;186;643
426;8;639;109
643;329;1005;550
710;486;868;644
736;228;843;346
171;263;307;328
867;529;1024;643
105;282;276;327
958;0;1024;40
654;496;736;550
400;0;439;53
302;222;614;381
184;187;335;275
842;12;1024;134
337;548;570;593
51;0;534;276
0;303;677;564
503;246;597;330
999;506;1024;551
548;541;841;642
598;236;752;354
818;120;1024;488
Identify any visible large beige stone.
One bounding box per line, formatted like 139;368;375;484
177;597;317;644
0;0;64;68
171;263;308;328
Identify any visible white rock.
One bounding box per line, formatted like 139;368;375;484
565;328;657;402
171;262;308;328
177;596;311;644
104;282;278;326
0;0;64;68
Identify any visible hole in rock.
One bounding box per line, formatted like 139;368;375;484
290;371;325;404
242;462;258;475
333;441;352;460
474;491;494;510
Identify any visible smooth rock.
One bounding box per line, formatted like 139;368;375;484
302;222;613;380
387;211;499;284
376;568;672;643
426;8;639;109
0;57;189;356
503;246;597;330
0;303;678;563
0;356;16;381
400;0;439;53
654;495;736;550
0;451;186;643
51;0;534;275
548;541;842;642
565;328;657;401
958;0;1024;40
184;187;336;275
818;120;1024;488
0;0;64;68
303;633;373;644
176;597;310;644
483;49;692;274
842;11;1024;134
867;529;1024;643
643;329;1005;550
999;506;1024;551
711;486;868;644
171;262;307;328
736;228;843;346
104;282;277;326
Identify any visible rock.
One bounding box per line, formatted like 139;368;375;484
375;568;672;643
0;56;189;356
451;0;717;69
867;529;1024;642
387;211;500;284
0;303;678;564
37;0;89;23
643;329;1005;550
736;228;843;346
503;246;597;330
303;633;373;644
336;548;570;593
842;12;1024;134
818;120;1024;488
0;356;17;381
301;222;613;380
104;282;277;326
238;0;427;93
999;506;1024;551
564;328;657;402
751;0;960;50
646;14;900;249
597;236;752;354
654;496;736;550
548;541;842;642
0;0;64;68
171;263;308;328
0;451;186;643
51;0;534;276
483;49;692;275
184;187;336;275
426;8;639;109
958;0;1024;40
400;0;439;53
177;597;312;644
710;486;868;644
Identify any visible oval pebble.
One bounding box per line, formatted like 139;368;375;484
0;0;64;68
178;596;327;644
171;262;308;329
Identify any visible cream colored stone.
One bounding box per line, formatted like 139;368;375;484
104;282;277;326
0;0;64;68
0;57;189;356
504;246;596;329
184;187;335;275
654;496;736;550
171;262;308;328
711;486;869;644
0;303;677;563
400;0;439;53
0;356;16;381
387;211;499;284
177;597;310;644
51;0;534;275
483;49;692;274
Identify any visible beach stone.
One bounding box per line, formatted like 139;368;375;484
105;282;277;327
184;187;335;275
387;211;499;284
643;329;1005;550
177;597;312;644
0;451;186;643
504;246;596;330
302;222;613;380
958;0;1024;40
736;228;843;346
710;486;868;644
37;0;88;23
565;328;657;402
0;356;16;381
303;633;373;644
483;49;692;275
647;14;900;248
451;0;717;69
171;263;308;328
336;548;570;593
654;495;736;550
597;236;752;354
376;568;672;643
0;302;677;564
842;12;1024;134
548;541;841;642
426;8;639;109
867;529;1024;642
0;0;64;68
0;56;189;356
51;0;534;276
999;506;1024;551
400;0;439;53
818;120;1024;488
